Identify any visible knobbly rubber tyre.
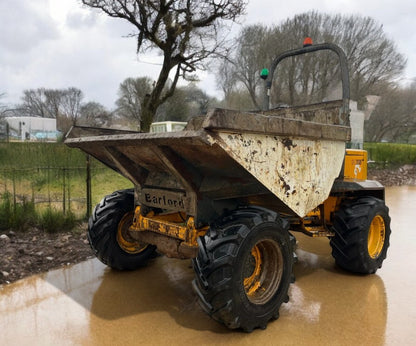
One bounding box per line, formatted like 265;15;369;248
88;189;156;270
330;197;391;274
192;206;293;332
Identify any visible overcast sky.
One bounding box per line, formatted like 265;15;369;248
1;0;415;110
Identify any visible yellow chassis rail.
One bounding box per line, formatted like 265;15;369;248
129;206;208;250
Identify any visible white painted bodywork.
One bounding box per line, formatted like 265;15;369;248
212;132;346;217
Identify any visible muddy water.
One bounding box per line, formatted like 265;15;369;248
1;186;415;345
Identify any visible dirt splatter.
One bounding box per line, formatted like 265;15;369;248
282;138;297;151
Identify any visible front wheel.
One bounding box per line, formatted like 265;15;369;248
88;189;157;270
330;197;391;274
192;207;293;332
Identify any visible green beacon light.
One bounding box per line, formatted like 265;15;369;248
260;68;269;80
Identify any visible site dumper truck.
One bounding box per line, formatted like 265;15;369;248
65;41;391;332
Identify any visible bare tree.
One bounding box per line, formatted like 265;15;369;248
60;87;84;125
156;86;190;122
43;89;65;119
233;25;270;109
365;84;416;142
0;92;6;116
216;58;237;107
185;83;214;116
338;15;406;106
115;77;153;125
226;12;406;109
82;0;247;131
156;83;215;121
21;88;55;118
19;87;85;133
20;88;69;119
218;86;256;111
79;101;111;127
273;12;341;106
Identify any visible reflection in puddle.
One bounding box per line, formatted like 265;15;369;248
0;260;105;345
281;234;387;345
285;285;322;323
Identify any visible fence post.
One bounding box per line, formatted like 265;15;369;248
62;167;66;215
47;165;51;207
86;154;91;219
67;168;71;213
12;168;16;214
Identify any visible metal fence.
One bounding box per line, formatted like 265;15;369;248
0;162;92;219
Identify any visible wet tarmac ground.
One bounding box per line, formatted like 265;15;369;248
1;186;415;345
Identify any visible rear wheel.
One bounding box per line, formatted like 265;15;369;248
88;189;157;270
330;197;391;274
192;207;293;332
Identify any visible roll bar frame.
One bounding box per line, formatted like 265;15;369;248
263;43;350;124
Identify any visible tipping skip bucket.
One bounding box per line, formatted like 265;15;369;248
65;100;350;220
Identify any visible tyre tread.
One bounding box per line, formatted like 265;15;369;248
330;197;391;274
88;189;156;270
192;206;293;331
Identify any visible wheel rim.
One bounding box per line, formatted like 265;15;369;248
368;215;386;259
116;212;148;254
243;239;284;304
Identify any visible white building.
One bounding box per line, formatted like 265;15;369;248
3;116;58;141
150;121;187;133
349;101;365;149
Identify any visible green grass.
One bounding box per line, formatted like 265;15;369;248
0;192;37;231
38;208;77;233
0;142;85;169
364;142;416;167
0;191;79;233
0;142;132;230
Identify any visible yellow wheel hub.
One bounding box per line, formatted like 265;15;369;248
244;246;262;296
243;239;283;304
117;212;148;254
368;215;386;259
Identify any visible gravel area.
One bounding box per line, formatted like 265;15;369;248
0;225;93;285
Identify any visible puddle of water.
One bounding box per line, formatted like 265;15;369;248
0;260;104;345
0;186;415;345
379;186;416;344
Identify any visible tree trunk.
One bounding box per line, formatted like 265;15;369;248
140;96;156;132
139;55;176;132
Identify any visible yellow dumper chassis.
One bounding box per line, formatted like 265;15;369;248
129;206;208;258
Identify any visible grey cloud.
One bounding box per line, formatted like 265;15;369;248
66;10;98;29
0;0;59;54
